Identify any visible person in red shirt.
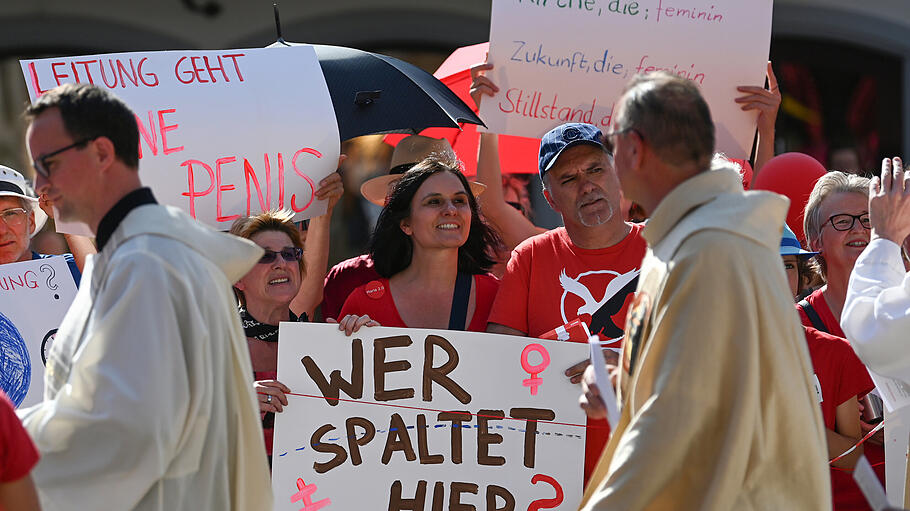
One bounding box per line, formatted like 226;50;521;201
323;136;458;321
780;219;880;510
1;390;40;511
805;326;879;510
797;171;887;493
339;157;501;332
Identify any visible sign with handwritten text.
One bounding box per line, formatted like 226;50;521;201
479;0;773;158
272;323;588;511
0;257;77;408
20;46;340;230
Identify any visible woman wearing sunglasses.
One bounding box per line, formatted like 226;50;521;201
229;210;312;461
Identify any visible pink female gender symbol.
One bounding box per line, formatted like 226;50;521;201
291;478;331;511
521;343;551;396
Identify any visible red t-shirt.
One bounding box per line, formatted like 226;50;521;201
0;390;38;483
323;254;381;321
798;288;846;338
339;274;499;332
488;224;647;346
804;326;882;511
487;224;647;486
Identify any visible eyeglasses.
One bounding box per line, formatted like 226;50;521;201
32;137;97;178
0;208;28;229
826;213;871;231
257;247;303;264
603;127;638;155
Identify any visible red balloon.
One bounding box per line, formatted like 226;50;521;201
751;152;827;245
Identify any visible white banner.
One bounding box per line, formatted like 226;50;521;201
479;0;773;158
21;46;340;230
0;256;77;408
272;323;588;511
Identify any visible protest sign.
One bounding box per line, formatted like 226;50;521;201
479;0;773;158
20;46;340;231
0;256;77;408
272;323;588;511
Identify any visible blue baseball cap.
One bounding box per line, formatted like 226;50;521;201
780;224;818;257
538;123;606;179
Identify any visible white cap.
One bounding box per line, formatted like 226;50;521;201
0;165;48;237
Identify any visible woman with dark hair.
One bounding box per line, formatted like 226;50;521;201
338;157;502;332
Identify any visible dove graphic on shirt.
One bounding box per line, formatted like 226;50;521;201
558;268;640;339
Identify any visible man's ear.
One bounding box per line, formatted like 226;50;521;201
542;188;559;213
93;136;117;171
627;131;645;171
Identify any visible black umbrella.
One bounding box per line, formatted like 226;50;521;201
269;41;485;141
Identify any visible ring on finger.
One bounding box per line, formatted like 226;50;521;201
267;394;272;403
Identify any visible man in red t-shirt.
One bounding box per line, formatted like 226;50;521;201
486;122;647;485
1;390;40;511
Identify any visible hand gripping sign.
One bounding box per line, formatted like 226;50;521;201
20;46;340;231
271;323;588;511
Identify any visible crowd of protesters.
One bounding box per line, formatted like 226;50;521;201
1;57;909;511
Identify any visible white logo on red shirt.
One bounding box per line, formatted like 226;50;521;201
558;268;640;344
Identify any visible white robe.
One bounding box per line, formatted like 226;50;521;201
842;237;910;382
19;204;272;511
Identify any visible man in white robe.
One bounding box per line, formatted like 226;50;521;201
18;83;272;510
842;156;910;381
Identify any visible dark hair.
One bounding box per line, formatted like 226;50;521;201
369;158;501;278
617;72;715;169
25;83;140;169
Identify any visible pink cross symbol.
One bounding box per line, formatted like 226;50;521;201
291;478;331;511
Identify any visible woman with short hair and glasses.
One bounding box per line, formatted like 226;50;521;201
799;171;873;336
229;209;313;462
798;170;888;497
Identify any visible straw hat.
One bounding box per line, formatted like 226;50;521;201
361;135;485;207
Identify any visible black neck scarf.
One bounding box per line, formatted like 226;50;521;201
239;307;308;342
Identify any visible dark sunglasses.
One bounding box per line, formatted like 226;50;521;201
32;136;98;178
258;247;303;264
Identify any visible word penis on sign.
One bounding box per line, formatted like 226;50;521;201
521;343;551;396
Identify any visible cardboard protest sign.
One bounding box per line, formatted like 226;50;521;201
272;323;588;511
480;0;773;158
20;46;340;231
0;257;77;408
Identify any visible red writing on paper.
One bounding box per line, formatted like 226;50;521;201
0;271;39;292
180;147;320;223
174;54;246;85
528;474;564;511
521;344;551;396
291;478;330;511
24;52;247;99
27;57;160;97
136;108;185;159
